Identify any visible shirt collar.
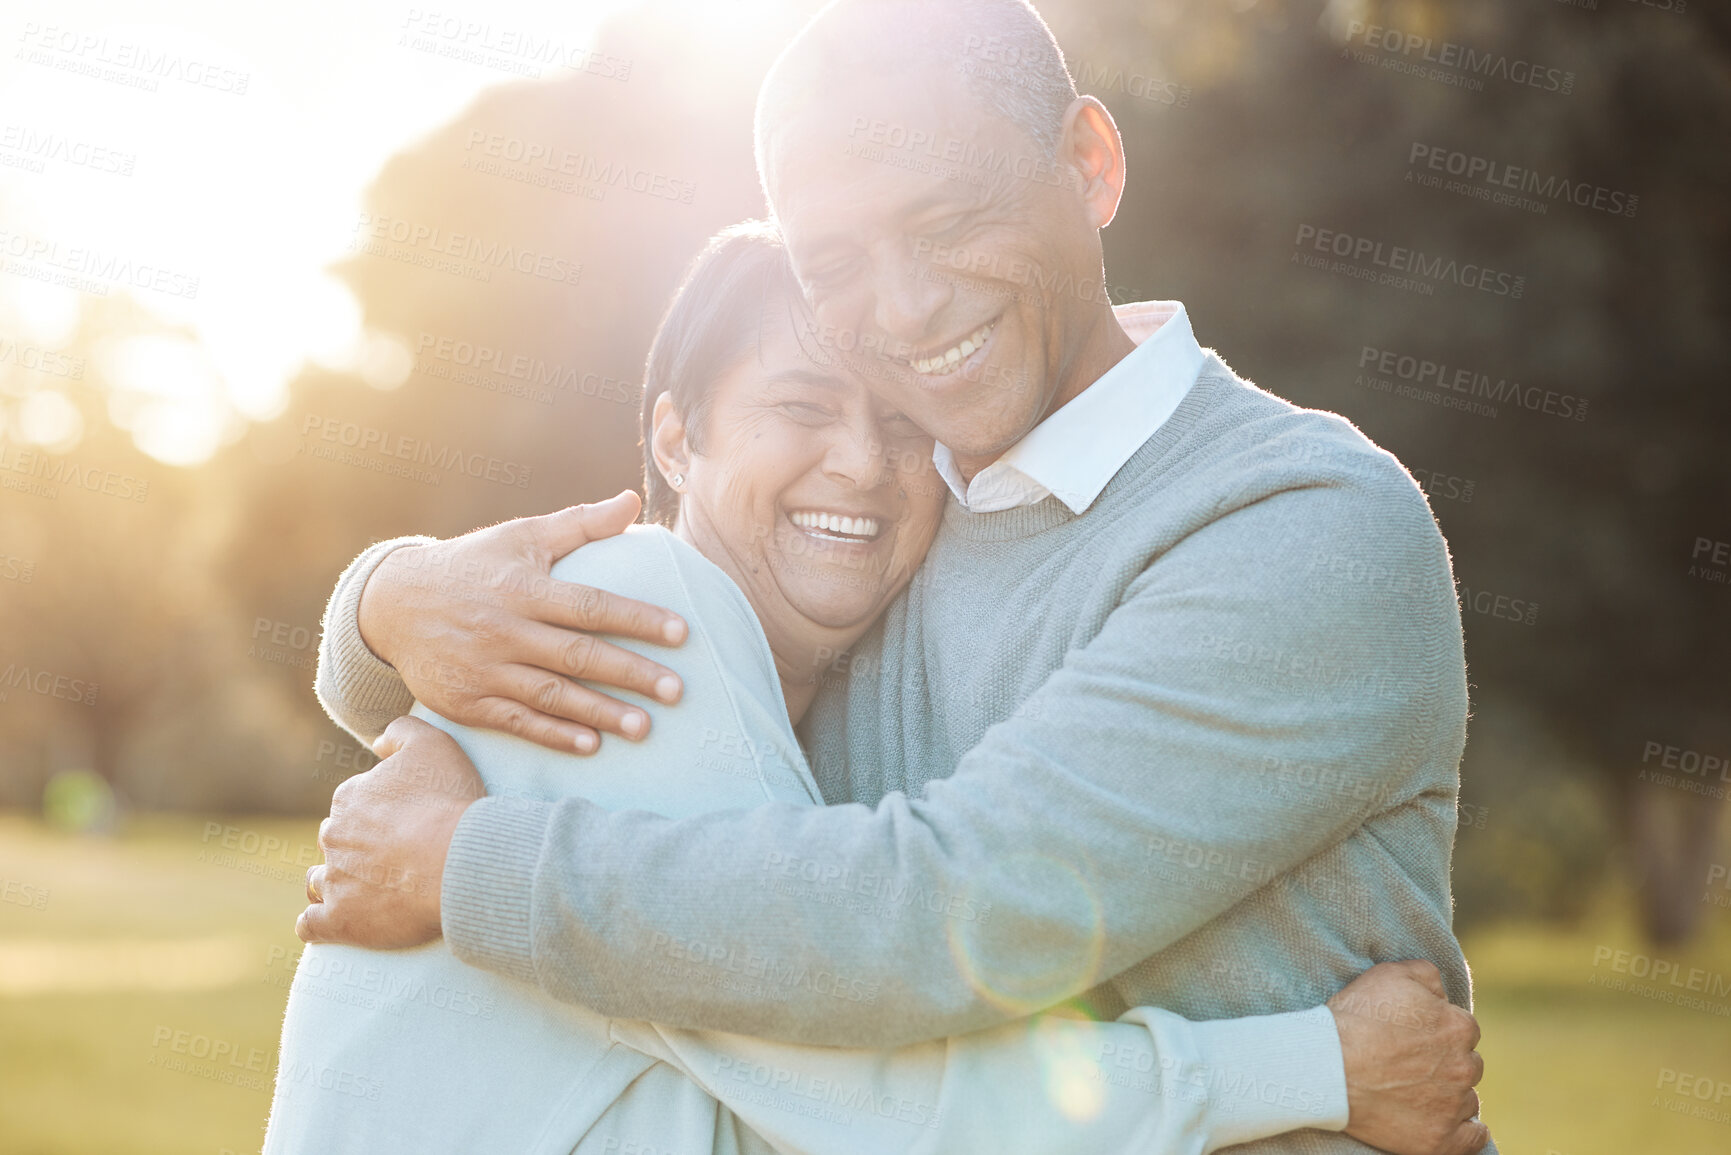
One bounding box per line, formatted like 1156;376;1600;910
932;301;1205;515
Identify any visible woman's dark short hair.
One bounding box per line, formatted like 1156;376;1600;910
639;220;806;526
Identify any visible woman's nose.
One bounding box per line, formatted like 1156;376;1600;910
822;418;891;489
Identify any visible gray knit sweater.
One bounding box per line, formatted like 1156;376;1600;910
317;355;1474;1153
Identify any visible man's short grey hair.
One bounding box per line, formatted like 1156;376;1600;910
754;0;1079;198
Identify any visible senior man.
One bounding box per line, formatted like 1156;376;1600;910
302;3;1491;1153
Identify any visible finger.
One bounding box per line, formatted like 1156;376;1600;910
523;494;639;561
1461;1088;1480;1122
306;864;325;904
1399;957;1447;998
1460;1008;1482;1052
472;694;605;754
296;903;333;944
527;576;689;650
505;619;682;709
515;622;683;705
372;715;438;759
317;816;331;851
491;663;657;740
1446;1119;1491;1155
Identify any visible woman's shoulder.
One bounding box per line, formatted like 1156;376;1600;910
549;524;764;654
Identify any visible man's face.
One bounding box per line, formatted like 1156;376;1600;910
767;68;1102;465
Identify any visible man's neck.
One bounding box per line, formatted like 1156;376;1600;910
950;305;1137;484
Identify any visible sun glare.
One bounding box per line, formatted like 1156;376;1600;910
0;0;633;465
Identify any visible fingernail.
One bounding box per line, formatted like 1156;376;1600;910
655;675;681;703
574;731;597;754
662;619;686;644
621;711;647;738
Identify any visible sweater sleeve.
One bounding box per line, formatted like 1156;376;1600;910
440;470;1461;1048
313;536;432;745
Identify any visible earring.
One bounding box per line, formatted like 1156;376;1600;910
669;473;684;490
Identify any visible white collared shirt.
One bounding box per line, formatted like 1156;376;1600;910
931;300;1205;515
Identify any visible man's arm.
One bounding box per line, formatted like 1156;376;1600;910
435;471;1461;1047
611;961;1485;1155
314;535;428;745
316;303;1168;755
312;492;690;751
300;726;1483;1155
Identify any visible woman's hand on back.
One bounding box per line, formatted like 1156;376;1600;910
357;491;689;753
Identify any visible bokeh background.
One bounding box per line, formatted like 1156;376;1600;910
1;0;1728;1151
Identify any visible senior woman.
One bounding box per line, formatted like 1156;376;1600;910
267;223;1426;1155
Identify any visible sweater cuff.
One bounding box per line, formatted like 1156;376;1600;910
442;795;556;987
314;535;433;744
1191;1004;1350;1150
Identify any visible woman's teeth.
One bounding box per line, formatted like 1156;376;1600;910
910;320;995;376
789;510;882;540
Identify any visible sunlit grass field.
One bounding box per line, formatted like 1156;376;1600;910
2;812;1728;1154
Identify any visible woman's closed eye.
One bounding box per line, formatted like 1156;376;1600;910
777;400;835;425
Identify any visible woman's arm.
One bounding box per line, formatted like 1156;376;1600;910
607;1003;1347;1155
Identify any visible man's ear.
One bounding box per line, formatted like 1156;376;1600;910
1057;96;1127;230
650;392;693;486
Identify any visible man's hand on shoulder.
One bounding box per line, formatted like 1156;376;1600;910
297;717;482;949
358;491;689;752
1332;960;1490;1155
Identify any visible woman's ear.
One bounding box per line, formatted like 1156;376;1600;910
650;392;693;488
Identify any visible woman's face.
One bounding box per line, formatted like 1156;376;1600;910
661;301;946;645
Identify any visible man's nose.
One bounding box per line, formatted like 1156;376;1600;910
871;246;951;348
